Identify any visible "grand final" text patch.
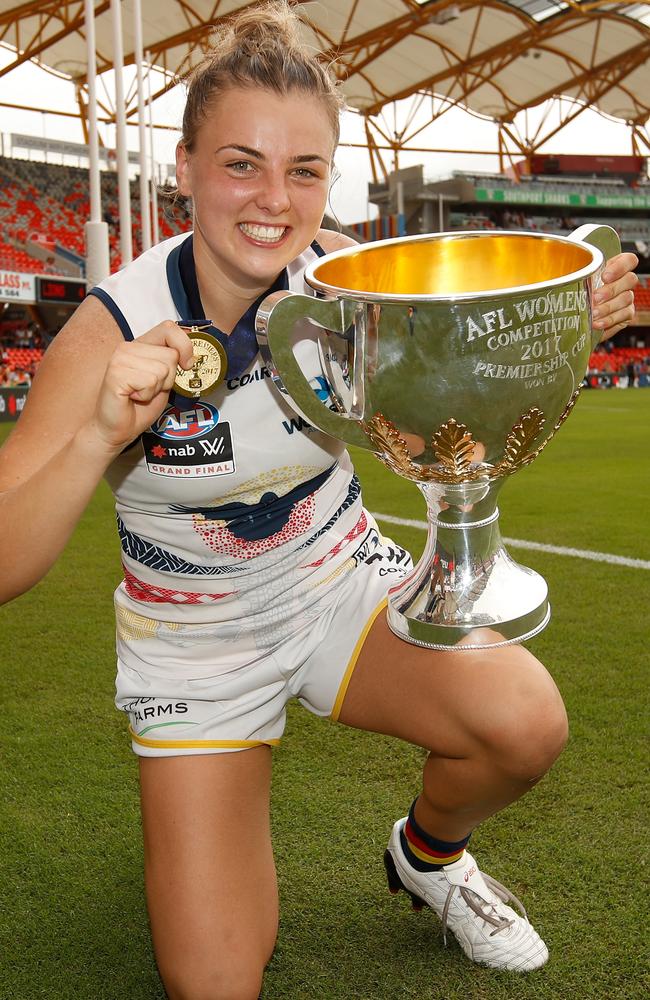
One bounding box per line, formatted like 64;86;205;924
142;402;235;478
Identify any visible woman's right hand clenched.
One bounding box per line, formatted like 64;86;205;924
90;321;195;452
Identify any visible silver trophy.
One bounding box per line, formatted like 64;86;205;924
256;226;620;650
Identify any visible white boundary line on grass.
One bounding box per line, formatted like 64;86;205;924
371;512;650;571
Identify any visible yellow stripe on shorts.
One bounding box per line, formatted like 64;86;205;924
129;727;281;750
329;598;388;722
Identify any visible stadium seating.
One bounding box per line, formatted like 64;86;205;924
0;240;50;273
634;280;650;310
0;156;190;273
588;346;648;372
0;156;647;358
2;347;44;370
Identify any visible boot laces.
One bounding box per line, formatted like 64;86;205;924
440;871;529;946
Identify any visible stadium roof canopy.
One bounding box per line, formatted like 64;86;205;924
0;0;649;173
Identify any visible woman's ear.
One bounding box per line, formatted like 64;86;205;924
175;142;192;198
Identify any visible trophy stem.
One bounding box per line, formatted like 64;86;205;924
386;482;550;650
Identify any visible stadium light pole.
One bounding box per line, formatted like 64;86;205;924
111;0;132;266
133;0;151;251
84;0;110;285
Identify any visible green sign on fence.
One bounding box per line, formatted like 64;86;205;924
474;187;650;209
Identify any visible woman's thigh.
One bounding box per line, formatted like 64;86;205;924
337;611;567;765
139;745;277;1000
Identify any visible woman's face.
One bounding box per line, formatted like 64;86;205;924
176;86;336;292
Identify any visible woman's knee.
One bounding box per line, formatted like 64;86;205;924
163;957;266;1000
499;694;568;782
159;922;274;1000
476;649;569;781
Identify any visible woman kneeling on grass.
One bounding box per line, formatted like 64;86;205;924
0;3;639;997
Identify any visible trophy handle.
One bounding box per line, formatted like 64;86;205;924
568;222;621;262
568;223;622;348
256;289;375;451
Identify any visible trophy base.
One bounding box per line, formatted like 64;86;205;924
387;599;551;650
385;494;551;650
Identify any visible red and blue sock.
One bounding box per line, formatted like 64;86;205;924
400;800;470;871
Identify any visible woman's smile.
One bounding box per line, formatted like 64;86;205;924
238;222;290;245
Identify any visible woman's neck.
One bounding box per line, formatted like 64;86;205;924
193;238;279;335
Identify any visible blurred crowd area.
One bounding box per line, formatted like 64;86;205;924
448;209;650;244
0;321;49;387
587;341;650;388
0;155;190;275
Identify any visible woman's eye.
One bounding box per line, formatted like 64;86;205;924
228;161;254;173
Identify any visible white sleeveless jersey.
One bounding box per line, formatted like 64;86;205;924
93;233;375;642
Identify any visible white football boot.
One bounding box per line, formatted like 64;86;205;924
385;819;549;972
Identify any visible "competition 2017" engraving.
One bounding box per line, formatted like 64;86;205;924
467;288;589;382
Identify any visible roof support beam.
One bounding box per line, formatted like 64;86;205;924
352;10;648;120
631;124;650;157
0;0;646;185
76;83;89;144
0;1;111;80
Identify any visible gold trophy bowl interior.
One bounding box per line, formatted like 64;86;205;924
312;233;592;297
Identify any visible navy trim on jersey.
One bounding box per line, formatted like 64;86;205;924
311;239;326;257
166;237;192;318
178;234;203;319
298;475;362;551
117;515;247;576
89;287;134;341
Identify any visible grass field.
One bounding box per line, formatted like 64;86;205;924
0;390;648;999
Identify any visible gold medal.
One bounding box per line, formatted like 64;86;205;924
174;323;227;399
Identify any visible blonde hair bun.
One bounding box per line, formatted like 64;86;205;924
181;1;344;152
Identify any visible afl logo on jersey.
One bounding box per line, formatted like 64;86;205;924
143;402;235;478
151;403;219;440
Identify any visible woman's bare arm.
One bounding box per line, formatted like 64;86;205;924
0;296;193;604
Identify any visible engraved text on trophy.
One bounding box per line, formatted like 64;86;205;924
466;287;590;388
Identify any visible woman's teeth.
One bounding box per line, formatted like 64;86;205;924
239;223;287;243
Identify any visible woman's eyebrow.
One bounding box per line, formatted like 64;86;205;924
215;144;262;158
290;154;329;165
215;145;328;165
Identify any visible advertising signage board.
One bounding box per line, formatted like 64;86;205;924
474;187;650;209
0;270;36;303
36;277;86;305
0;387;29;422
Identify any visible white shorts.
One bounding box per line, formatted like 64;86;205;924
114;532;412;756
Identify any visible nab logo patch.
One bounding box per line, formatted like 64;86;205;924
143;402;235;478
151;403;219;440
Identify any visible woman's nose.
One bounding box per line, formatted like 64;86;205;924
254;173;291;215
